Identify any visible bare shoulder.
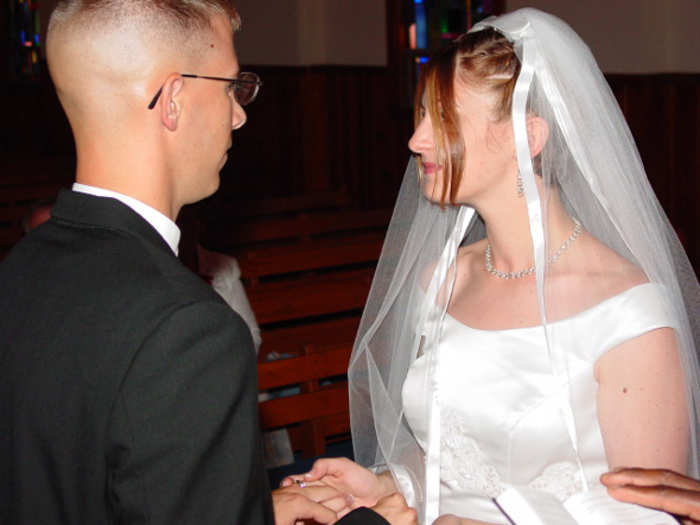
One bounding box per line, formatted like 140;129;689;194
555;231;648;301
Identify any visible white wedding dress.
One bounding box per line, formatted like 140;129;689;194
402;282;675;523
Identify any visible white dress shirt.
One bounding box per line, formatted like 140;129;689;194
72;183;180;255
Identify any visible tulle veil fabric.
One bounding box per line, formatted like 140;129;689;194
348;8;700;525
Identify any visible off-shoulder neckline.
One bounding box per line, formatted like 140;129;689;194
443;282;660;333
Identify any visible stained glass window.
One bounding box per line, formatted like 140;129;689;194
9;0;42;78
403;0;500;104
409;0;497;56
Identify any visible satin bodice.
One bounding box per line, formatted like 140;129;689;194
402;283;674;523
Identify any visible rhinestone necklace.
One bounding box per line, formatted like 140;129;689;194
484;218;583;280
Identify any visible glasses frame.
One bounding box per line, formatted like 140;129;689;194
147;72;262;109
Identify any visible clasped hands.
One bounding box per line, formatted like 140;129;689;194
272;461;700;525
272;457;417;525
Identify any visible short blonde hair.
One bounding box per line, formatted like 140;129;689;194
50;0;241;35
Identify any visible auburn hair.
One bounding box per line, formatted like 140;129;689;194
414;27;520;206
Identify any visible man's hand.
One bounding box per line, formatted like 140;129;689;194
282;457;396;509
601;468;700;524
271;485;348;525
371;492;418;525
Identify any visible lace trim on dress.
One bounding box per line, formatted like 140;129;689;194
440;408;503;498
440;408;583;501
529;461;583;501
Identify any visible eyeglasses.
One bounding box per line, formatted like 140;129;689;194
147;71;262;109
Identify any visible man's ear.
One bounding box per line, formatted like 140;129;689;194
159;74;184;132
526;115;549;158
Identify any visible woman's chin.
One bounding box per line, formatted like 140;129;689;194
421;178;447;204
422;190;442;204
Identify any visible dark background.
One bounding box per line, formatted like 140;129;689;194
1;0;698;271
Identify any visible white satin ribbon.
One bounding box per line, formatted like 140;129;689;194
422;206;474;524
510;30;589;492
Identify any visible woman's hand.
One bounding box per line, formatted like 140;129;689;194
282;457;396;509
601;468;700;524
271;484;348;525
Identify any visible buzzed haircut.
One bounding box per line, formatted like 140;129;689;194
50;0;241;33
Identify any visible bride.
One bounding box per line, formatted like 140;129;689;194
288;9;700;525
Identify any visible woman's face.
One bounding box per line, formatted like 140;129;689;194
408;77;515;206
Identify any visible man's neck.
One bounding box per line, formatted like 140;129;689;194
73;132;179;220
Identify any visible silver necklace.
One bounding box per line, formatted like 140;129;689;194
485;218;583;280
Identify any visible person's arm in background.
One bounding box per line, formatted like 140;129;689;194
601;468;700;525
198;245;262;352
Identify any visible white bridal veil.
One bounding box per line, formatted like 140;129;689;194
348;8;700;524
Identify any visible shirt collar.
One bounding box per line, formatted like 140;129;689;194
72;183;181;255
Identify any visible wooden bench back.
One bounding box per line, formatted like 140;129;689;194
223;198;389;360
258;342;353;457
208;192;390;458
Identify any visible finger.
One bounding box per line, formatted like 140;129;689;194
277;492;339;525
298;500;338;525
294;484;345;502
280;476;294;488
280;475;318;488
607;485;700;521
336;506;351;520
601;467;664;487
306;457;351;481
281;477;325;489
602;469;700;490
319;494;352;513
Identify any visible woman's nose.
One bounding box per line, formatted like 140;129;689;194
408;117;433;155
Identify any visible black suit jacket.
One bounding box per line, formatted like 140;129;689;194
0;190;273;524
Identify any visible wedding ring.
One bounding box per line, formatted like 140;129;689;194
294;479;307;488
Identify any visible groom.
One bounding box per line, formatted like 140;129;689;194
0;1;413;524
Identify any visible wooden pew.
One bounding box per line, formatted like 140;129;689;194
258;342;353;459
207;194;390;457
260;317;360;361
229;204;390;364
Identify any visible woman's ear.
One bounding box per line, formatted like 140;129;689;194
159;74;184;132
526;115;549;158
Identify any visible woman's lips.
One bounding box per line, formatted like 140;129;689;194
422;162;441;174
